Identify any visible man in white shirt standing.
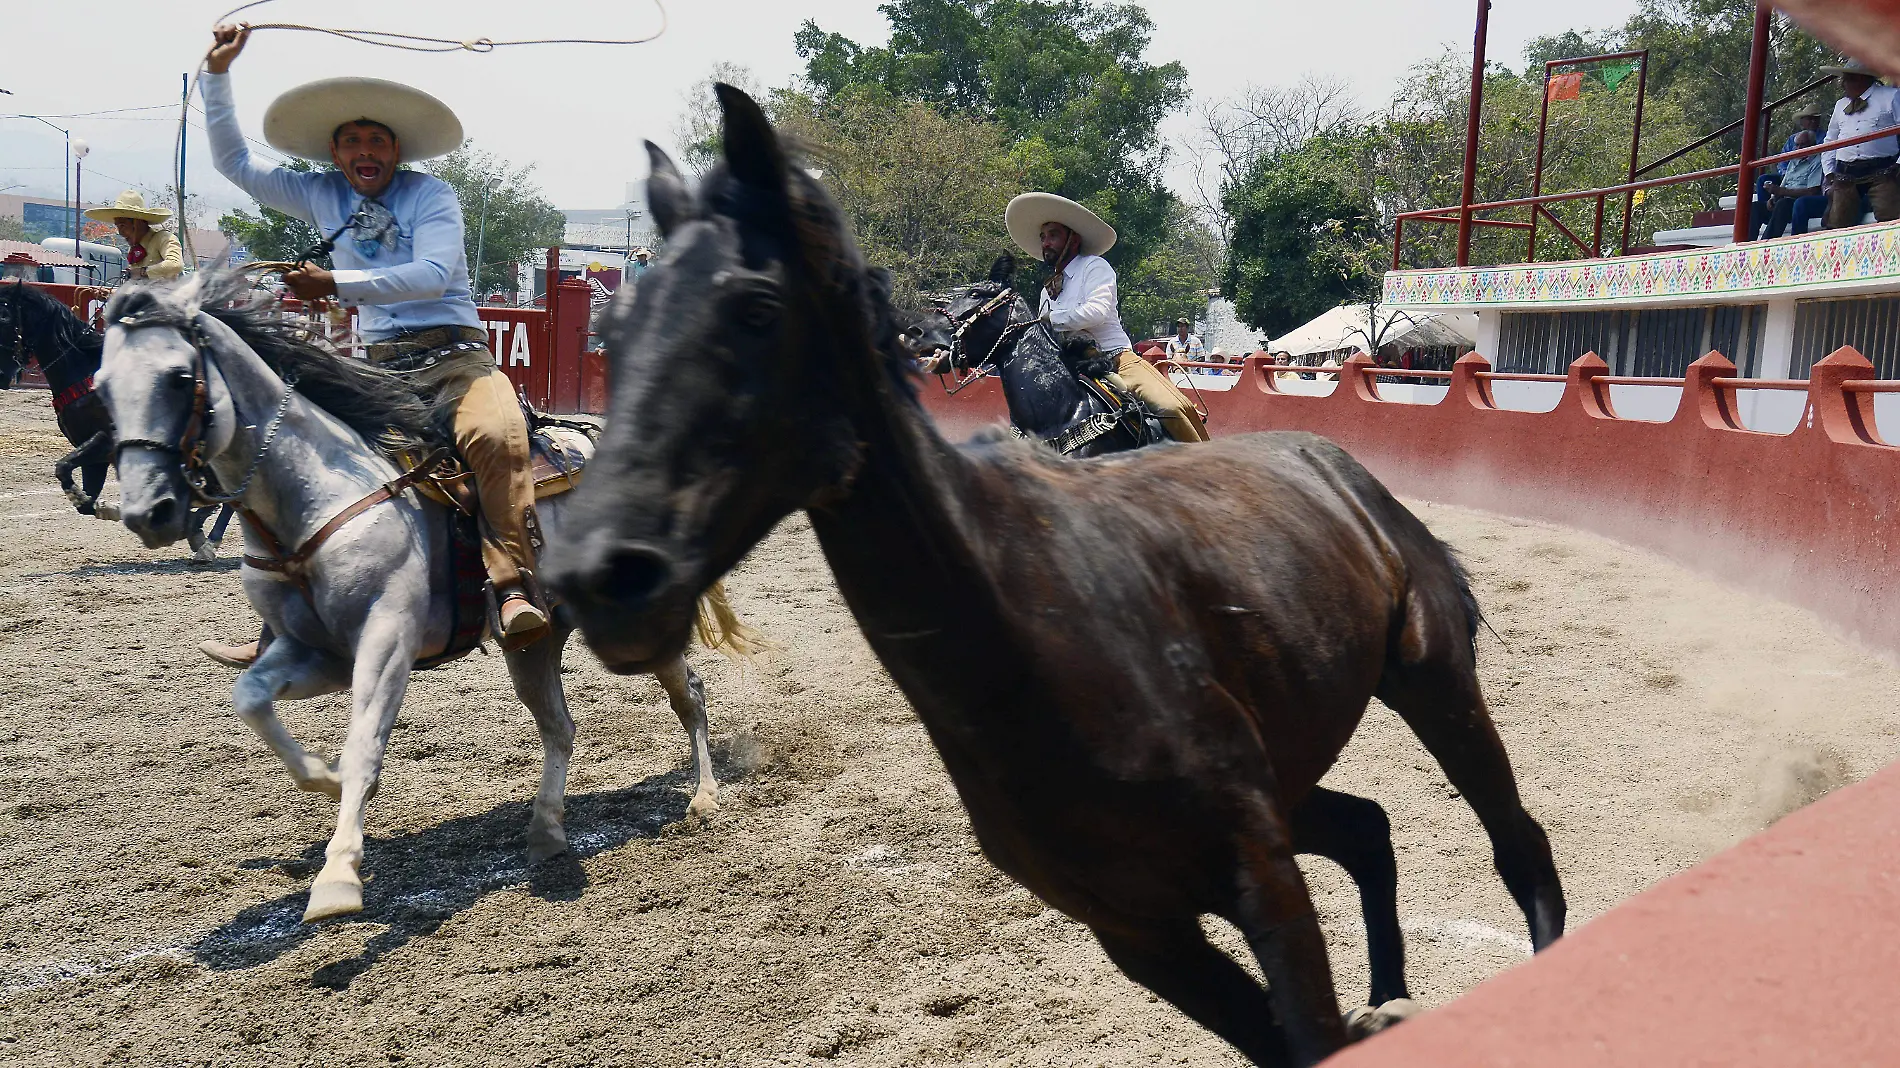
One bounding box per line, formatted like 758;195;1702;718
1004;193;1208;442
1164;317;1206;361
1820;60;1900;230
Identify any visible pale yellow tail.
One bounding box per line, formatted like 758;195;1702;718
695;580;766;658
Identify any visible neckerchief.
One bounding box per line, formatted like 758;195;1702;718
127;244;147;265
349;197;401;259
1846;94;1870;116
1043;229;1082;299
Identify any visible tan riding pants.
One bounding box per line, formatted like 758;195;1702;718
1112;349;1210;443
453;367;538;589
1825;168;1900;230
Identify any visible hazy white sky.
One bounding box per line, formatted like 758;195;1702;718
1;0;1643;216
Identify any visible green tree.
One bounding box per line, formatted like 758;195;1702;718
426;145;566;295
0;215;27;242
1223;135;1383;339
774;86;1055;312
218;158;330;267
1118;202;1220;340
792;0;1188;274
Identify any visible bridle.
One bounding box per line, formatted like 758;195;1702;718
110;309;294;509
944;285;1039;374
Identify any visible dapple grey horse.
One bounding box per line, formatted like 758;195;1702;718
95;275;741;922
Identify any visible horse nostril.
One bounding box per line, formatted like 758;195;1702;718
148;497;179;530
599;546;673;607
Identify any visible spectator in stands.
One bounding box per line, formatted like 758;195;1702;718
627;247;652;282
1754;109;1829;207
1820;60;1900;230
1164;317;1205;361
1754;130;1828;239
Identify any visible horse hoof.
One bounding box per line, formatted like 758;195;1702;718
687;791;720;820
192;540;219;564
303;878;363;922
1344;999;1421;1041
526;825;569;864
93;501;120;522
296;772;343;801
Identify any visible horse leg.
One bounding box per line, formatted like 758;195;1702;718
652;655;718;818
1291;786;1411;1009
1089;915;1291;1067
81;461;111;520
232;634;351;797
1378;652;1566;952
1226;802;1353;1066
54;430;111;515
306;615;418;922
504;621;576;863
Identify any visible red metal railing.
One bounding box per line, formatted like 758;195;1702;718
1392;122;1900;269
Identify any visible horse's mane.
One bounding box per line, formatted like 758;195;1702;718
106;275;448;450
2;281;104;363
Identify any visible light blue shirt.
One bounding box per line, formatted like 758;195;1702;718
201;72;481;342
1778;153;1824;192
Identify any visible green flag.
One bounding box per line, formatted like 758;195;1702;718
1598;60;1639;91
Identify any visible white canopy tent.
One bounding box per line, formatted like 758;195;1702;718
1269;304;1478;359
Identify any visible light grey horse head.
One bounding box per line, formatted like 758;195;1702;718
97;274;242;548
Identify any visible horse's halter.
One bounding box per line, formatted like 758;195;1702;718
111;310;295;508
945;285;1037;373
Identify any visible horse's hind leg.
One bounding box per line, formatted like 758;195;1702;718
1091;915;1291;1067
1377;615;1565;951
1291;786;1410;1008
505;622;576;863
54;431;112;515
652;656;717;819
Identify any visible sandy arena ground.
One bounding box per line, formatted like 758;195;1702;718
3;384;1897;1066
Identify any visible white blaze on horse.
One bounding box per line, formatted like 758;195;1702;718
95;273;751;922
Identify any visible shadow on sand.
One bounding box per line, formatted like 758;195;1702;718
192;766;708;990
34;556;243;580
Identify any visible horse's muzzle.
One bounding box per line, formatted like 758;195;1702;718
115;452;190;548
545;533;695;672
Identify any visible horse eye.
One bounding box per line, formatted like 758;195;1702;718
737;294;781;331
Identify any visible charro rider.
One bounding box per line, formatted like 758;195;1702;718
86;191;184;282
1003;192;1208;442
197;22;547;667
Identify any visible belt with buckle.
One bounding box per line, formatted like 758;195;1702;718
366;325;491;372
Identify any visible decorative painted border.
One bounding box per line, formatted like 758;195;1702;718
1384;220;1900;308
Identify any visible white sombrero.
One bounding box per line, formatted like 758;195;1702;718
1005;192;1117;258
263;77;464;162
1822;59;1883;79
85;190;172;224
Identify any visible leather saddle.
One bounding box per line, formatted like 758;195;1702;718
394;412;597;517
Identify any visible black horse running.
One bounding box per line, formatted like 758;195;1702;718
916;255;1166;458
0;281;232;555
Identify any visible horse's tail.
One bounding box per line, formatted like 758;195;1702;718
695;580;766;659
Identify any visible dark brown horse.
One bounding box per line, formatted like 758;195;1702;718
547;86;1565;1067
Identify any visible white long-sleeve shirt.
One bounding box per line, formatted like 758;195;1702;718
1037;253;1133;353
1822;83;1900;175
200;72;481;341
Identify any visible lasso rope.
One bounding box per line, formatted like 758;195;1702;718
174;0;669;261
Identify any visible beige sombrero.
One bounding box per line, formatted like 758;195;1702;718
1822;59;1883;79
263;77;463;162
1005;192;1116;258
85;190;172;224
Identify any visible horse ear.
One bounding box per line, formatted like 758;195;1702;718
989;254;1016;284
716;83;788;194
645;141;693;239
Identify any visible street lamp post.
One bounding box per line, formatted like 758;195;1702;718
72;138;89;260
472;174;495;298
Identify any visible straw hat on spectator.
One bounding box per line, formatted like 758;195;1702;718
263;77;464;162
1005;192;1117;257
1821;59;1884;80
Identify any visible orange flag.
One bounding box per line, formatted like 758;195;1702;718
1546;72;1583;101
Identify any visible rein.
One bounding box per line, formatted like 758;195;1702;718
946;286;1039;375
